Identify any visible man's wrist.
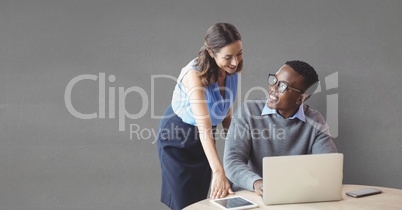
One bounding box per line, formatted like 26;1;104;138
253;179;263;190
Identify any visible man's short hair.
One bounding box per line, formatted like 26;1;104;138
285;60;319;89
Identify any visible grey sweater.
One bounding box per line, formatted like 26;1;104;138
223;99;338;191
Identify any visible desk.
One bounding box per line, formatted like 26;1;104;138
184;185;402;210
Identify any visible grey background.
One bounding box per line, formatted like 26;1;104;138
1;0;401;209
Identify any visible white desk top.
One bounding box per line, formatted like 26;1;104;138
184;185;402;210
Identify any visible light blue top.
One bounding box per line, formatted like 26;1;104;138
171;58;238;126
261;100;306;122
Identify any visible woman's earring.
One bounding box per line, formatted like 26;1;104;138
208;50;214;58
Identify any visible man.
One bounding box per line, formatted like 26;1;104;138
223;60;337;195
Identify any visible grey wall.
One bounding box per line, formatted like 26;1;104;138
1;0;401;209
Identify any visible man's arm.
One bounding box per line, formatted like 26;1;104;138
310;113;338;153
223;104;262;191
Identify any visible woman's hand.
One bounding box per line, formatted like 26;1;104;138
210;170;234;199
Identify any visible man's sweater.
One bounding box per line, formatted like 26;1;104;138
223;99;338;191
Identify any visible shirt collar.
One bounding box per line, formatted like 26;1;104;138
261;100;306;122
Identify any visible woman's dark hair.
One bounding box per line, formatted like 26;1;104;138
195;23;242;86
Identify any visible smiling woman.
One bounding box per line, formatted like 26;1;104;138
156;23;243;210
196;23;243;86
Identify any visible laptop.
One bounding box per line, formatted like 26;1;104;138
262;153;343;205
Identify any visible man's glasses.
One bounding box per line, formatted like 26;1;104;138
267;74;304;93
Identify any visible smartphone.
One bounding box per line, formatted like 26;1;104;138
345;188;382;198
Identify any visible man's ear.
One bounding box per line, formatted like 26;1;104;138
299;82;317;104
304;82;319;96
297;94;310;105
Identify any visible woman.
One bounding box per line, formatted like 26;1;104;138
157;23;243;210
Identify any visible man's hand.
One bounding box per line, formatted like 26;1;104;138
253;179;263;196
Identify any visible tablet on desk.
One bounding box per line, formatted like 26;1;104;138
210;196;258;210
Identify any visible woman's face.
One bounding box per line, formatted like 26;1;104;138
211;40;243;74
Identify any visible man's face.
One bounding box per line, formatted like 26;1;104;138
267;65;306;118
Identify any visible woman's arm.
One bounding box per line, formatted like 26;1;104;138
222;106;233;137
182;70;233;199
